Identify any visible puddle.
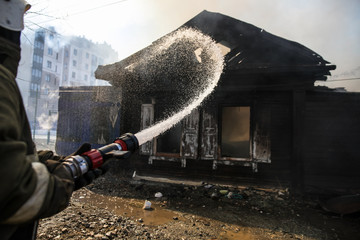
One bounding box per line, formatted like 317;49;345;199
76;190;181;226
75;189;276;240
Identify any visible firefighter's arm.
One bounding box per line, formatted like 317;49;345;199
0;68;74;224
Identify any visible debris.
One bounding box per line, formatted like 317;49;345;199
219;190;228;195
211;192;219;200
227;192;243;199
155;192;163;198
36;179;359;240
143;200;152;210
94;234;106;239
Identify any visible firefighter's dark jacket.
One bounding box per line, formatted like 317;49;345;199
0;36;74;239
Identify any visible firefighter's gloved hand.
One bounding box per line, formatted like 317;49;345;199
69;143;91;157
70;143;111;191
37;150;64;163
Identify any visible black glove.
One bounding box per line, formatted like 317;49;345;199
37;150;62;163
38;144;111;191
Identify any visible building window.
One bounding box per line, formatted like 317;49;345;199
34;40;44;50
45;74;51;82
156;122;182;155
155;104;182;155
73;49;77;56
221;106;251;158
48;48;53;55
72;60;77;67
33;54;43;64
49;34;54;40
65;50;69;57
85;64;89;70
30;83;40;91
64;63;68;68
86;52;89;59
84;75;88;81
91;55;97;65
32;68;42;78
47;61;52;69
72;72;76;78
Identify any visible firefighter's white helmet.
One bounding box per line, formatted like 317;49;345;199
0;0;31;31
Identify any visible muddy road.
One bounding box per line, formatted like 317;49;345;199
37;172;360;240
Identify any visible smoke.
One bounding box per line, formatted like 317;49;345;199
37;113;58;130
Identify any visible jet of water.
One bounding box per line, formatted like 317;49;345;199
134;28;224;146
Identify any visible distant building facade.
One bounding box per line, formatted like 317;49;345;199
16;35;33;108
23;27;118;133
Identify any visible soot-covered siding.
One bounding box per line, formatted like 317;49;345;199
133;90;294;186
303;91;360;193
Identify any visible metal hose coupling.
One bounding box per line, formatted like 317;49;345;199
114;133;139;153
63;133;139;179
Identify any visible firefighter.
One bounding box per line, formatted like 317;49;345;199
0;1;102;239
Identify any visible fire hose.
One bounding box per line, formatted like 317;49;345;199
63;133;139;179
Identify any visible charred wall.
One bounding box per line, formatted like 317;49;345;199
302;91;360;194
56;85;360;194
132;89;294;187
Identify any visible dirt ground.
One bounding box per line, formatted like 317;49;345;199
36;168;360;240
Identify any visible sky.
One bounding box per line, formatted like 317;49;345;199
23;0;360;91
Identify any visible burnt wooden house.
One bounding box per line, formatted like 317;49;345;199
58;11;360;194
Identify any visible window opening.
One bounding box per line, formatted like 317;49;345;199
221;106;250;158
156;122;182;155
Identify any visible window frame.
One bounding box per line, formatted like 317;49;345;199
219;105;253;162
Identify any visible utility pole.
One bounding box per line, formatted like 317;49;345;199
47;110;57;144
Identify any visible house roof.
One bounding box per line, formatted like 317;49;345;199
183;10;335;79
95;10;335;85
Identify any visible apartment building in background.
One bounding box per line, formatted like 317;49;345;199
22;27;118;133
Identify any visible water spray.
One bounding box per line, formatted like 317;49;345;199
134;28;224;145
65;28;224;179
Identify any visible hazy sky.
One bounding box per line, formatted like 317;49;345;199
24;0;360;91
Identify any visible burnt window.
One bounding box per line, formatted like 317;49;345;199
221;106;251;158
139;103;199;158
156;122;182;155
154;104;182;156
